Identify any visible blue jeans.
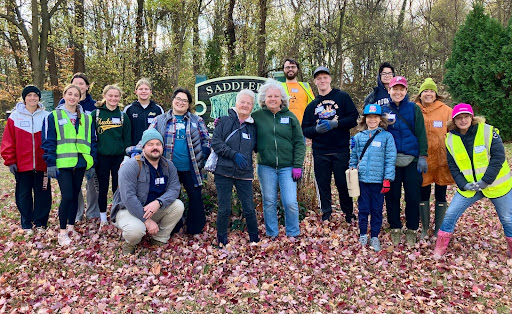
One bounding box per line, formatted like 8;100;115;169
440;189;512;237
257;165;300;237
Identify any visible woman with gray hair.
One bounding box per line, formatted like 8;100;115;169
212;89;259;246
252;79;306;239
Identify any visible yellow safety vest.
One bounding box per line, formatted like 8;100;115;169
53;110;93;170
446;123;512;198
281;82;315;103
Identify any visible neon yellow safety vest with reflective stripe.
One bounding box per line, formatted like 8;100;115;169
281;82;315;103
446;123;512;198
53;110;93;170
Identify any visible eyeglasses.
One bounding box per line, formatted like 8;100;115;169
380;72;394;77
284;66;297;70
175;97;189;104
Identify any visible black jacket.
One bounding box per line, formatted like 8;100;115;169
124;100;164;146
212;108;257;179
447;124;506;190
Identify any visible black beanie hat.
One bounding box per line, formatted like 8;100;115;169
22;85;42;101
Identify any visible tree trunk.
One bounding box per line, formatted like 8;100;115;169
134;0;145;78
334;0;347;88
192;0;203;75
226;0;236;73
257;0;267;77
73;0;85;73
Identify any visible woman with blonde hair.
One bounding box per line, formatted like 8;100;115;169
91;85;131;229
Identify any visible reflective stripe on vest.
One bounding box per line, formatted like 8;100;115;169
281;82;315;101
446;123;512;198
54;110;93;170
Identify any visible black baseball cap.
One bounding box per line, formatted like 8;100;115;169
313;66;330;78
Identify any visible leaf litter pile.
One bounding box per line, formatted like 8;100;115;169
0;165;511;312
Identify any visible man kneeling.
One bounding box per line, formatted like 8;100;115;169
111;128;184;254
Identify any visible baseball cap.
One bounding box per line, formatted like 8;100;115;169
452;103;474;119
363;104;382;115
313;66;330;78
389;76;408;88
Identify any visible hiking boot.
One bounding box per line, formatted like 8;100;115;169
419;202;430;239
249;232;260;243
122;242;136;255
405;229;417;246
58;232;72;246
370;237;381;252
150;238;167;247
322;211;332;222
434;202;447;236
359;234;368;246
390;228;401;245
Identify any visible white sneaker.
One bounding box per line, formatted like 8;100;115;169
66;226;80;238
58;233;72;246
23;229;34;236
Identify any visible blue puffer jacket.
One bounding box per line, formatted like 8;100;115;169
382;96;419;157
349;127;397;183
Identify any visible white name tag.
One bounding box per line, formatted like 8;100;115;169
20;121;30;127
155;177;165;185
315;106;324;114
176;123;185;130
58;119;68;126
387;113;396;120
371;141;381;147
433;121;443;128
280;117;290;124
147;117;154;124
291;88;299;93
112;118;121;124
474;145;486;154
192;122;197;128
242;133;250;139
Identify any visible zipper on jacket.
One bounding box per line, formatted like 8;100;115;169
31;113;36;170
274;113;278;168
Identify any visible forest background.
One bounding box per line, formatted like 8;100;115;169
0;0;510;121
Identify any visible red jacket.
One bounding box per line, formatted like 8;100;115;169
1;102;49;172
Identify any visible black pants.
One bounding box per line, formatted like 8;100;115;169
15;171;52;229
313;152;353;218
177;170;206;234
57;168;85;229
385;161;421;230
421;184;447;202
96;154;124;213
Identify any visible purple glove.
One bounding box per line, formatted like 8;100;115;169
292;168;302;182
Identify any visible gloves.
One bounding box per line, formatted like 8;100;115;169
326;120;338;129
463;183;478;191
47;166;58;179
234;153;249;169
85;168;96;180
474;180;489;191
8;164;17;175
350;137;355;149
315;120;330;133
292;168;302;182
380;179;390;194
131;152;139;158
417;156;428;173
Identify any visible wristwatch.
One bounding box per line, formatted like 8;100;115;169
157;199;163;208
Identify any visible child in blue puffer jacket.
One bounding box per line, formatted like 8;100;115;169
349;104;397;251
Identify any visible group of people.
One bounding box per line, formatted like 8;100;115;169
2;60;512;259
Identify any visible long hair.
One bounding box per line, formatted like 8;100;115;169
356;114;388;132
447;115;486;132
96;84;123;108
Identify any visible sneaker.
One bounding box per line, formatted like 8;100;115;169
23;229;34;236
359;234;368;246
390;229;401;245
150;238;167;247
34;227;46;234
58;233;72;246
99;221;109;232
370;237;381;252
405;229;417;246
122;242;136;255
322;211;332;221
67;226;80;238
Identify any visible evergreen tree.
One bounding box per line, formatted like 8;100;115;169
444;4;512;139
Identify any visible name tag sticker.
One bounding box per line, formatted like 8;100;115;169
387;113;396;120
176;123;185;130
371;141;382;147
192;122;197;128
291;88;299;93
155;177;165;185
280;117;290;124
147;117;154;124
315;106;324;114
58;119;68;126
20;121;30;127
112;118;121;124
474;145;486;154
433;121;443;128
242;133;250;139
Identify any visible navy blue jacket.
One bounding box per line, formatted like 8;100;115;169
124;100;164;146
363;75;391;107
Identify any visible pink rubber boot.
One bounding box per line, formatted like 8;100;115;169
433;230;452;259
506;237;512;258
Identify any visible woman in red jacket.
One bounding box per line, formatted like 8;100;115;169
1;85;52;235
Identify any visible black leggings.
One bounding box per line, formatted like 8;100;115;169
57;168;86;229
420;184;447;202
96;154;124;213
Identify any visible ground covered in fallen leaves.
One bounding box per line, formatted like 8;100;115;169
1;162;512;313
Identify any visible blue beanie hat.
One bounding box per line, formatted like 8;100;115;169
141;128;163;147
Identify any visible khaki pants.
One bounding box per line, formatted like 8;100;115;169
114;200;184;245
